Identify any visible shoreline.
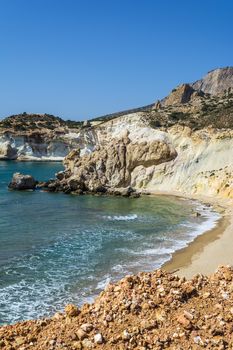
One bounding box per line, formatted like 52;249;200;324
0;158;64;162
149;190;233;278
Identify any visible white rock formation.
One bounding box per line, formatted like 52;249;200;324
0;129;97;161
61;112;233;199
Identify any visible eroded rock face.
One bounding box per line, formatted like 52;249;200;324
131;125;233;199
8;173;37;190
0;114;97;161
0;131;97;161
46;129;177;194
40;109;233;200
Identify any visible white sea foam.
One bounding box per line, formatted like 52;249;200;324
96;275;111;290
136;202;221;271
140;247;172;256
110;202;221;275
104;214;138;221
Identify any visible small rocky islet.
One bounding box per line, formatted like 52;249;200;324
8;173;37;191
1;266;233;349
8;172;141;198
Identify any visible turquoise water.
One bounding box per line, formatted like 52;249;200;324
0;161;220;324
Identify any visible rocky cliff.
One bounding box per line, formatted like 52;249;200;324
0;113;96;161
46;67;233;200
50;115;232;199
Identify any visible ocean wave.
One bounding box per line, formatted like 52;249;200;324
103;214;138;221
140;247;172;256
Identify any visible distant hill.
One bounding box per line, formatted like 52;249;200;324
90;103;154;123
192;66;233;95
0;113;83;134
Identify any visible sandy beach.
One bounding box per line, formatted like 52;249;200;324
154;191;233;278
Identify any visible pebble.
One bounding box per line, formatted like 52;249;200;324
14;337;25;346
94;333;103;344
177;314;191;328
72;341;82;350
203;292;211;298
65;304;79;317
77;329;87;340
122;330;131;340
80;323;93;332
193;335;204;346
82;338;93;348
183;310;194;320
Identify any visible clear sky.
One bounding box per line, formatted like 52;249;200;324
0;0;232;120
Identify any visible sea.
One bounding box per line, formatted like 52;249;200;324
0;161;220;324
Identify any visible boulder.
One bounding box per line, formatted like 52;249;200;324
120;186;135;197
64;304;79;317
0;142;17;160
56;171;65;181
8;173;37;190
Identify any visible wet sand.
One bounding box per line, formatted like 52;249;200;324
149;190;233;278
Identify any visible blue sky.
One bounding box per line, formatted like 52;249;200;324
0;0;232;120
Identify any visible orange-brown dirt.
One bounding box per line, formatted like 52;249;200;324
1;266;233;349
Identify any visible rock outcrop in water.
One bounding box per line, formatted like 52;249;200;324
8;173;37;190
1;266;233;349
43;128;177;195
